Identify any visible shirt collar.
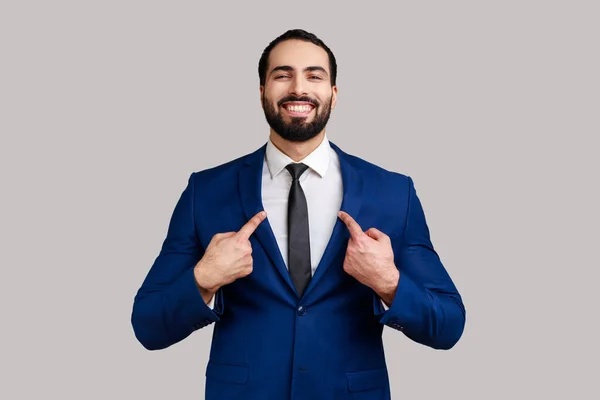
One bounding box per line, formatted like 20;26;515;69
265;134;331;179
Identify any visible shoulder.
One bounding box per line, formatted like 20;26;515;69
331;141;411;186
190;145;265;183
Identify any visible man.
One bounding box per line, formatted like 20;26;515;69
132;29;465;399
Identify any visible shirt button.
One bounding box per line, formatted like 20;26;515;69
297;306;307;316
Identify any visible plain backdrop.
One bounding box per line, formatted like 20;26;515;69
1;1;598;399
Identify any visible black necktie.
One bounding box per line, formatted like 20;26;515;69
285;163;311;297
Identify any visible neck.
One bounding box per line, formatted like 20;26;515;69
269;130;326;162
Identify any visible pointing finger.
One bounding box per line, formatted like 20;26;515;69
236;211;267;240
337;211;364;240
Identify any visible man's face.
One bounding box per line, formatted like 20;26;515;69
260;39;337;142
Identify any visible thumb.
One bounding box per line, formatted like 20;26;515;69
365;227;387;241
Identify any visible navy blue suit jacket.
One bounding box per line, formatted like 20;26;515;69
131;141;466;399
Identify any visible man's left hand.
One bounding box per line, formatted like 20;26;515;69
337;211;400;306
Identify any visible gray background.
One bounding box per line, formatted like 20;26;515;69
1;1;598;398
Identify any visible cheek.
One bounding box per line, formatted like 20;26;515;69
262;93;276;109
264;90;284;107
316;90;333;106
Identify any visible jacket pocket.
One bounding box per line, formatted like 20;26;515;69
205;361;249;385
346;368;388;392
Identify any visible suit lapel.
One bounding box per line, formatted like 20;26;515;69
238;140;363;300
239;144;296;294
302;141;363;299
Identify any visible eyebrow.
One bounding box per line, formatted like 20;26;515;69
270;65;329;77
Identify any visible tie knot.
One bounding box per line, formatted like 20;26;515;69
285;163;309;181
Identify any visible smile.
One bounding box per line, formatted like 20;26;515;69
281;102;315;117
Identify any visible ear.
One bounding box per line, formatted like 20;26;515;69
259;85;264;109
330;86;338;111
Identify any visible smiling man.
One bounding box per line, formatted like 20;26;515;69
132;29;466;400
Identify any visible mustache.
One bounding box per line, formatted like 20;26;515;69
277;96;319;107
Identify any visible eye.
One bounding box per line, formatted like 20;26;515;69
309;75;323;80
275;75;290;79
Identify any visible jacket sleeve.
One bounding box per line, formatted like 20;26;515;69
131;173;223;350
377;176;466;350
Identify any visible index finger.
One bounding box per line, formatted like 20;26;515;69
337;211;364;239
236;211;267;240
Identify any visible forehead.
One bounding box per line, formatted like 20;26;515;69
268;39;330;73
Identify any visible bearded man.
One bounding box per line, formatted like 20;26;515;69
132;29;466;400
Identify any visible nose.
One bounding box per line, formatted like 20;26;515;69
289;75;307;96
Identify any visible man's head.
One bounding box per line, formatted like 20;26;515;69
259;29;338;143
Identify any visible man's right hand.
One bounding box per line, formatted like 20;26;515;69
194;211;267;303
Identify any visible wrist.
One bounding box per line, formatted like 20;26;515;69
194;261;220;294
376;267;399;305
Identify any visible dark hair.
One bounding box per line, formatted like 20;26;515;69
258;29;337;87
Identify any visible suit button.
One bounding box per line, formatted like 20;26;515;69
297;306;307;316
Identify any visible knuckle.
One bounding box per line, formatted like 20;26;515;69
240;263;253;276
346;243;356;254
241;254;252;265
357;236;369;248
352;239;364;250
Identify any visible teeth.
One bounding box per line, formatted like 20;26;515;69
287;105;312;113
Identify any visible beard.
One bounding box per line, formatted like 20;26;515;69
262;93;333;142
